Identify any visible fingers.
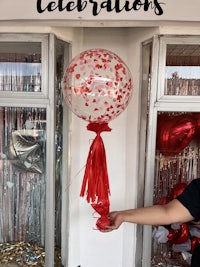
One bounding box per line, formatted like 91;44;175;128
100;211;122;233
100;226;116;233
100;221;118;232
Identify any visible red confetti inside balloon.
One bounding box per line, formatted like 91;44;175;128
63;48;133;123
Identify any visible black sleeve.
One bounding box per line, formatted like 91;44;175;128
176;178;200;221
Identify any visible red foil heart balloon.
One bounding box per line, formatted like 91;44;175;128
170;182;188;199
156;114;196;156
156;196;171;205
193;112;200;140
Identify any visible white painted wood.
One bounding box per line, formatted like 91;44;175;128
141;36;160;267
45;33;56;267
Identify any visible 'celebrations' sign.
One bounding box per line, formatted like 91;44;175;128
37;0;165;16
0;0;200;22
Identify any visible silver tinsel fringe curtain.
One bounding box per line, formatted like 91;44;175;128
0;107;46;246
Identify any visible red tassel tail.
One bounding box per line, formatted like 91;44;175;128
80;122;112;230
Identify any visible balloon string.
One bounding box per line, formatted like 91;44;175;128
64;137;98;192
64;164;86;192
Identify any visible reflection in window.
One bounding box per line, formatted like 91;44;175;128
151;111;200;266
165;44;200;96
0;42;41;92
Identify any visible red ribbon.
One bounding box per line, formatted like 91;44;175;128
167;223;189;244
92;200;112;230
80;122;112;230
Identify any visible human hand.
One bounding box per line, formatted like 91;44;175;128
101;211;124;232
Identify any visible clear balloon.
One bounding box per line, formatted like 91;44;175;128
62;48;133;123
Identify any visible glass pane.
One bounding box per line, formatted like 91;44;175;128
0;106;46;265
165;44;200;96
55;39;65;249
151;111;200;266
0;42;41;92
54;38;69;266
55;38;68;250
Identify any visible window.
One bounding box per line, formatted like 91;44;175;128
140;36;200;267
